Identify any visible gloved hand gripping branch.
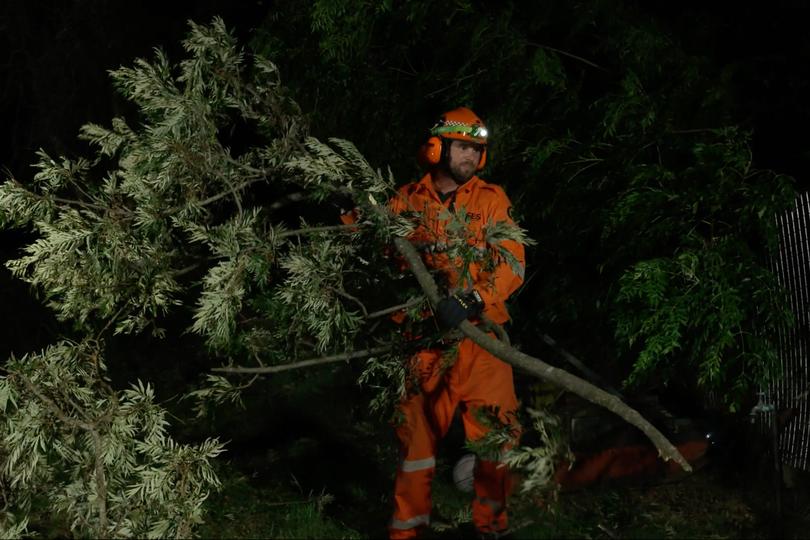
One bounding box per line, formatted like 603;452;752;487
435;290;484;328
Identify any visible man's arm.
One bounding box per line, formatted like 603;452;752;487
472;187;526;307
436;187;526;328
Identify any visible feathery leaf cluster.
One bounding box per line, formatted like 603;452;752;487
0;341;224;538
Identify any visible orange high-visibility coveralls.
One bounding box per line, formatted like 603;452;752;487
387;172;525;539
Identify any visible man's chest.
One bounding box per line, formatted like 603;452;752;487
407;190;490;241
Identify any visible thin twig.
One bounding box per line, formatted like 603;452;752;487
278;223;361;238
541;334;623;397
222;155;269;176
221;174;244;215
527;42;608;72
332;287;369;317
366;297;425;319
17;373;93;431
565;160;602;184
197;176;267;207
95;303;128;342
212;346;392;375
171;263;202;278
91;429;109;535
51;195;108;212
426;69;488;98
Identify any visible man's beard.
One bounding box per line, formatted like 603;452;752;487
447;161;477;184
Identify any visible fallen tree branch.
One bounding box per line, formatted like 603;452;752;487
212;345;392;375
392;236;691;472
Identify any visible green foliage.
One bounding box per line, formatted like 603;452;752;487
0;18;536;531
277;235;364;352
0;341;224;538
465;406;570;497
504;409;572;495
263;0;799;411
0;17;304;339
600;128;794;406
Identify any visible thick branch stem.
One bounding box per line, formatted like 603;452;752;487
392;236;691;472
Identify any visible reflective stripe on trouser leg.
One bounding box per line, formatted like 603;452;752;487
390;513;430;531
401;456;436;472
390;391;440;540
390;458;436;539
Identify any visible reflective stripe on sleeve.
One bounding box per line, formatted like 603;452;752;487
400;456;436;472
390;513;430;530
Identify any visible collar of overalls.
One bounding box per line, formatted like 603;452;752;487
418;172;481;205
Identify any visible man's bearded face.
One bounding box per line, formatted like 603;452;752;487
447;140;483;183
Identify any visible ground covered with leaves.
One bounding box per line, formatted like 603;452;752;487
197;443;791;539
179;366;804;540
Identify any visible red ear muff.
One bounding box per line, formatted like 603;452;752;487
418;136;443;168
477;148;487;170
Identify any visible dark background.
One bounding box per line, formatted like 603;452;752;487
2;1;809;184
1;0;809;378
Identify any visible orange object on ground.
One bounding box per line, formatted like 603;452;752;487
553;439;710;491
387;171;525;539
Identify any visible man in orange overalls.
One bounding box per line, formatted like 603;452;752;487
387;107;526;539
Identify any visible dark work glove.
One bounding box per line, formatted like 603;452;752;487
435;290;484;328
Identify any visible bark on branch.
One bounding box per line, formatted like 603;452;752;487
392;236;691;472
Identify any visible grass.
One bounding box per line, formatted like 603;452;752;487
198;464;362;539
199;449;772;539
190;368;783;539
509;471;762;539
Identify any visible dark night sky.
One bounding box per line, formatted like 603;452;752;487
640;0;810;184
0;0;272;176
1;1;808;182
